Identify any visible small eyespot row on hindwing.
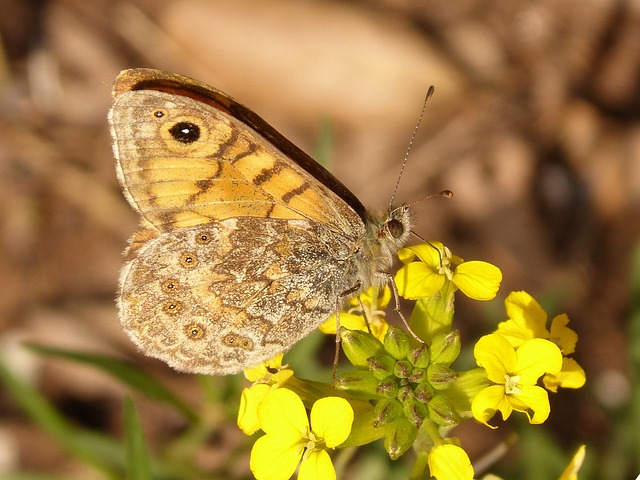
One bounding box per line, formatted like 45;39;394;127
180;252;198;268
185;323;205;340
223;333;254;351
195;231;212;245
163;300;182;315
161;279;181;293
169;122;201;143
152;109;166;119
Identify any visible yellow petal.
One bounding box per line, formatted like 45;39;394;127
428;444;475;480
495;319;533;347
510;384;551;424
395;262;444;300
310;397;354;448
515;339;563;383
559;445;586;480
543;358;586;392
358;286;392;310
453;261;502;300
549;313;578;355
258;389;308;441
398;243;442;266
250;433;302;480
504;291;548;337
474;334;516;383
244;353;286;382
320;312;367;335
298;449;336;480
471;385;512;428
238;384;271;435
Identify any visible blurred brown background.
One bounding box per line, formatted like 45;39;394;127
0;0;638;477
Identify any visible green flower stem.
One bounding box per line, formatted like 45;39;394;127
421;418;445;446
410;281;456;343
410;450;430;480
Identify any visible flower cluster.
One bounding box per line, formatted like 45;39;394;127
237;242;586;479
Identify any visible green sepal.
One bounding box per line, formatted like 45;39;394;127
427;364;459;390
334;370;381;397
340;327;384;367
429;330;461;366
397;384;414;403
384;417;418;460
413;381;434;403
403;397;429;429
373;398;404;426
407;344;430;368
407;367;426;384
428;393;461;427
383;326;412;360
393;360;413;379
368;354;397;380
376;376;399;398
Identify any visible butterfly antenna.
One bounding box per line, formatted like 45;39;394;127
388;85;435;210
404;189;453;210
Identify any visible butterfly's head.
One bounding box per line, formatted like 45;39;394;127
382;204;413;248
359;205;413;281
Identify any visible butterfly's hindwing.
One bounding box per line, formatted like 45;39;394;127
118;217;362;374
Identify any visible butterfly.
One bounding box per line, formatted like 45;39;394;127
108;68;413;374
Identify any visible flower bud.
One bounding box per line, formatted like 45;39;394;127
428;394;461;427
397;384;414;403
376;376;399;398
340;327;384;367
407;368;426;384
407;344;430;368
368;354;397;380
414;381;434;403
427;364;459;390
429;330;461;366
384;418;418;460
403;398;429;429
374;398;404;425
393;360;413;379
334;370;380;396
384;326;412;360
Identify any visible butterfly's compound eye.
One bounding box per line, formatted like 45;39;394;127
387;218;405;239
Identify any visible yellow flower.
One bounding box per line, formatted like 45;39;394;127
495;291;550;346
428;444;475;480
548;313;578;356
320;286;390;341
250;388;354;480
244;353;292;383
559;445;586;480
543;357;586;392
472;334;562;428
238;354;293;435
495;291;586;392
394;242;502;301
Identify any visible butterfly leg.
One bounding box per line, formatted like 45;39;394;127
332;303;341;385
378;273;425;344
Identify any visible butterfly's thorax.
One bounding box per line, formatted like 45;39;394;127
110;68;413;375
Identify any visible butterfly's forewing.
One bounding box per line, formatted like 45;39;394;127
110;69;365;233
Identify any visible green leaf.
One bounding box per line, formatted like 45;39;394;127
124;397;151;480
26;344;197;423
0;359;123;477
